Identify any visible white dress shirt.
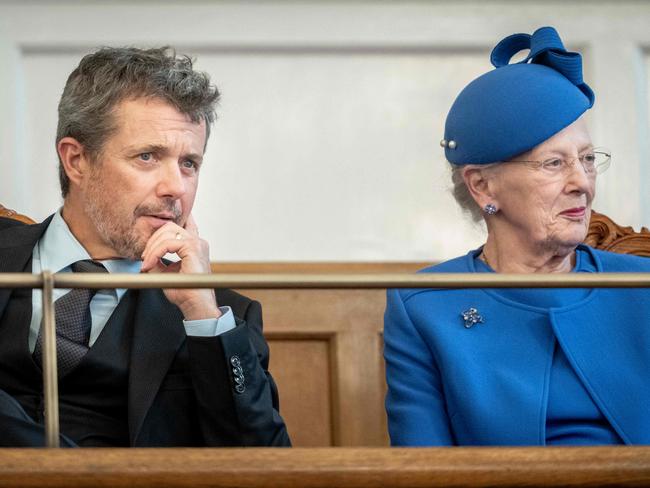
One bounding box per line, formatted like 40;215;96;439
28;210;235;353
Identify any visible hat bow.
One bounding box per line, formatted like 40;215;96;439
490;26;594;106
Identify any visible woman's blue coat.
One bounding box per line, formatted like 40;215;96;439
384;245;650;445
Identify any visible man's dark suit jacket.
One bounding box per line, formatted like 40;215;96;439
0;216;290;446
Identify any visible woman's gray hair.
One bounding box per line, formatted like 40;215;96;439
449;162;499;223
56;46;220;197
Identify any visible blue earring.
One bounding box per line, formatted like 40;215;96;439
484;204;497;215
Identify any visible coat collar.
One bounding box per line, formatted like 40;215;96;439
0;216;52;315
0;216;52;262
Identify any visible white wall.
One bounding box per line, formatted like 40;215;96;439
1;1;649;261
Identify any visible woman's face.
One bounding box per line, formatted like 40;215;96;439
488;118;596;252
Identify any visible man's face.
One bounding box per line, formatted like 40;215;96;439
82;98;206;260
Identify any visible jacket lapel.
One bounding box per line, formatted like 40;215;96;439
551;288;650;444
128;287;185;445
0;217;52;315
1;216;189;445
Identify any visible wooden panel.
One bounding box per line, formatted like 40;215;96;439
245;288;389;446
0;447;649;487
267;337;333;446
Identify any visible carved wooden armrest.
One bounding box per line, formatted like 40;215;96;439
585;210;650;257
0;204;36;224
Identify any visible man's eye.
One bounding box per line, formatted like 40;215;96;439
139;152;153;162
182;159;198;170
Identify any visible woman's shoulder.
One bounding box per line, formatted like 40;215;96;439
417;250;476;274
390;250;478;303
585;245;650;271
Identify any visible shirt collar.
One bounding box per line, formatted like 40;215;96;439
38;209;142;276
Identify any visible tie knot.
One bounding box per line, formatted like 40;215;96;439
71;260;107;274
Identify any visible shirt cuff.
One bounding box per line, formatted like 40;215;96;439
183;306;236;337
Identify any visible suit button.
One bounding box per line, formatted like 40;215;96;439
230;356;245;393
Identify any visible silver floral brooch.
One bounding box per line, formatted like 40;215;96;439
461;308;484;329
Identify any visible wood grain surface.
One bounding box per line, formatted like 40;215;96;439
0;204;35;224
0;447;648;487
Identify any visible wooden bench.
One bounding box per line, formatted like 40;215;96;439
0;446;649;487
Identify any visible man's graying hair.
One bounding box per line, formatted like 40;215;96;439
56;46;220;197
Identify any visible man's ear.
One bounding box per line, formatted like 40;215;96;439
57;137;91;188
462;166;499;210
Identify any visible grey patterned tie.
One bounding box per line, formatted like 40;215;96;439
34;260;108;377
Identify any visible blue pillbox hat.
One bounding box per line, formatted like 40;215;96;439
443;26;594;165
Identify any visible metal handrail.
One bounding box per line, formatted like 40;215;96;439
3;272;650;289
3;270;650;447
40;272;59;448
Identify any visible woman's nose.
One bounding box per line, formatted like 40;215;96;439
565;156;595;192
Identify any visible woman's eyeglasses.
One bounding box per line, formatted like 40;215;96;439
506;148;611;176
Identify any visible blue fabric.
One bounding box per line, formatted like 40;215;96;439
443;26;593;165
384;245;650;445
474;249;622;445
546;343;623;445
472;248;594;307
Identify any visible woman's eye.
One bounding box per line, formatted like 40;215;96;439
542;158;563;169
583;154;596;163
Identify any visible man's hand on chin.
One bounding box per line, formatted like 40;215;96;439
140;215;222;321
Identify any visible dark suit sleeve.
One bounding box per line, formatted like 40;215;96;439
185;298;291;446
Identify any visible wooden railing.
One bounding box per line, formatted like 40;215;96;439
0;447;649;487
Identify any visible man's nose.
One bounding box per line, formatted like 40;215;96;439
157;163;186;198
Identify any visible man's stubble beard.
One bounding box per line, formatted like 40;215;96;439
83;168;182;260
84;182;146;260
